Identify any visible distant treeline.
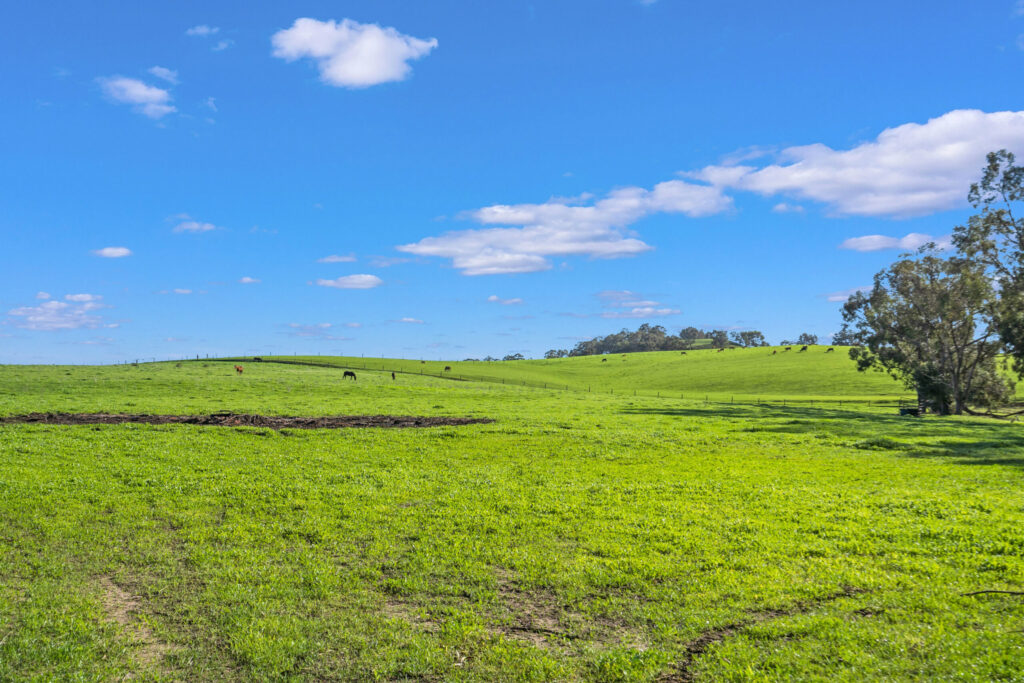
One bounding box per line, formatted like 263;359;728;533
545;325;819;358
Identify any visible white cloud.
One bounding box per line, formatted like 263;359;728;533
691;109;1024;217
317;253;356;263
286;322;350;339
487;295;523;305
173;289;192;295
343;322;362;328
35;292;51;300
771;202;804;214
147;66;179;84
213;39;233;52
398;180;730;275
93;246;132;258
315;274;383;289
601;306;680;319
238;276;261;284
173;220;219;233
838;232;949;252
398;317;424;324
825;286;871;302
186;25;219;36
594;290;679;317
7;294;109;331
271;18;438;88
98;76;176;119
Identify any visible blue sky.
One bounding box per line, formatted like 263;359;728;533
4;1;1024;363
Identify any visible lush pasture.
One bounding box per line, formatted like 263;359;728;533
258;347;915;403
1;361;1023;681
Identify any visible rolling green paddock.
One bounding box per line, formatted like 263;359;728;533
250;347;918;403
0;361;1023;681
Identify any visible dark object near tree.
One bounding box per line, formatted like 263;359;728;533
680;351;687;355
797;333;819;346
343;370;356;380
253;357;263;361
729;330;767;347
899;408;920;417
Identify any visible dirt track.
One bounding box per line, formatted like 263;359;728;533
0;413;494;430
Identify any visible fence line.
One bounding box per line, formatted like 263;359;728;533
200;356;915;411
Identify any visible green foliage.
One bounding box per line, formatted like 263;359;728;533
1;362;1022;680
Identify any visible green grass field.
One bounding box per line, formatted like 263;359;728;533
1;357;1023;681
234;346;917;403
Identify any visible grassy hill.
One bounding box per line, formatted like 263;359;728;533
244;346;911;402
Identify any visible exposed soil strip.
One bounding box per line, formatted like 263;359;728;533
98;576;176;666
661;586;868;682
1;412;494;429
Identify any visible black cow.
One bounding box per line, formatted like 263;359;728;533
253;357;263;361
784;346;792;351
798;345;808;352
391;372;396;380
825;347;835;353
343;370;356;380
444;366;452;372
601;358;607;362
680;351;687;355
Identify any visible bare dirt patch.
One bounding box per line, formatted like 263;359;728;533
2;412;494;430
98;577;176;667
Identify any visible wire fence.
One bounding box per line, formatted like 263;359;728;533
205;356;917;412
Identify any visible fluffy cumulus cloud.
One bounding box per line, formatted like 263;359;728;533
271;18;438;88
487;295;523;305
398;181;731;275
147;66;178;84
317;253;356;263
93;246;131;258
98;77;176;119
839;232;949;252
691;109;1024;217
315;274;383;289
6;293;109;331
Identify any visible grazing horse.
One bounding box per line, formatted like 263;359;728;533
825;347;835;353
343;370;356;380
444;366;452;372
234;365;244;374
798;345;808;352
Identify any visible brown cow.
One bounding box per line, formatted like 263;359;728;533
772;350;777;355
234;365;244;374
